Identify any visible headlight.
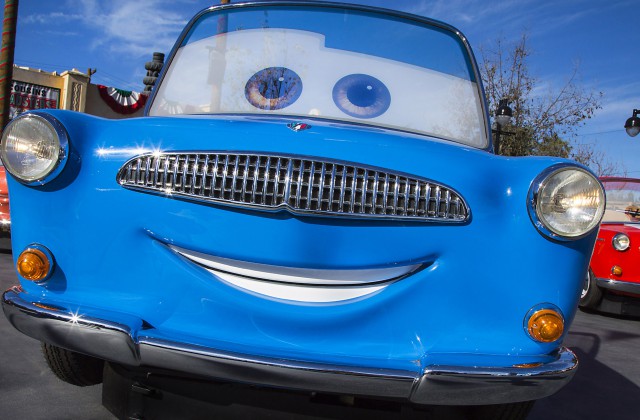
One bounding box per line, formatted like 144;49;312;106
0;113;69;185
528;165;605;240
612;233;630;251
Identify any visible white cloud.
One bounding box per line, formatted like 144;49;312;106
580;80;640;133
74;0;190;56
23;12;84;24
26;0;190;56
22;0;194;58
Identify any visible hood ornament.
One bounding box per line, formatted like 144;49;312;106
287;122;311;132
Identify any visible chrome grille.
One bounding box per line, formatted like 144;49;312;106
116;153;469;222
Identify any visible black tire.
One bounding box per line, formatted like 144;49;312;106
466;400;535;420
42;343;104;386
579;269;603;308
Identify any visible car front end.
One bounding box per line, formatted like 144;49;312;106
2;1;604;415
582;177;640;315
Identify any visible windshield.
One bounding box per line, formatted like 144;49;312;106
148;4;487;148
601;179;640;223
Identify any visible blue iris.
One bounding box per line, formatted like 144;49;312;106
332;74;391;119
245;67;303;110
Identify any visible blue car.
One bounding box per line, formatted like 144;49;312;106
1;2;605;418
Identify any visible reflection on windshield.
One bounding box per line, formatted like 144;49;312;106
602;180;640;223
149;5;487;148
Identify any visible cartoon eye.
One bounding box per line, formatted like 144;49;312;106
245;67;303;110
332;74;391;119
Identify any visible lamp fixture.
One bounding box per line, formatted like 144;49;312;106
625;109;640;137
493;98;514;154
495;99;513;127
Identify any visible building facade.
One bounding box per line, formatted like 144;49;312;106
11;66;146;119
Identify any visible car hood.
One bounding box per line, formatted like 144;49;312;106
11;111;574;269
599;223;640;234
4;110;597;366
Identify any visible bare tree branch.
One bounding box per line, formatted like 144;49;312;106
479;34;603;162
571;143;624;177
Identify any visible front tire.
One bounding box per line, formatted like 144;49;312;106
42;343;104;386
579;269;602;309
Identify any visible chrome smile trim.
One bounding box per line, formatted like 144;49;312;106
170;245;421;302
117;152;470;222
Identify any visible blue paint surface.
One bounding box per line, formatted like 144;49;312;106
6;109;595;372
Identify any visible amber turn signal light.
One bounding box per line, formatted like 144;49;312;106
611;265;623;276
527;309;564;343
16;246;53;282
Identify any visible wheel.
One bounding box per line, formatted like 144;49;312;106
42;343;104;386
466;400;535;420
579;269;603;308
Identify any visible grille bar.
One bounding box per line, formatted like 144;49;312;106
116;152;470;222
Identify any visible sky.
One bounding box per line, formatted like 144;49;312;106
13;0;640;176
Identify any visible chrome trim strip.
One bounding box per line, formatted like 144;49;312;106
596;278;640;294
169;245;422;302
212;271;391;303
117;152;470;222
0;219;10;232
3;288;577;405
2;287;140;365
413;349;578;405
138;336;416;399
170;245;422;286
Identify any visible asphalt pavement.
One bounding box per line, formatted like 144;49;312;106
0;250;638;419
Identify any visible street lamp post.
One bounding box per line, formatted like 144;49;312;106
624;109;640;137
493;99;513;155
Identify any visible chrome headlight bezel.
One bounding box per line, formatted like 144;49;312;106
0;112;69;185
612;233;630;251
528;165;605;241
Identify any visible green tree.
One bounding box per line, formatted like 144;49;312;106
479;34;602;161
536;133;573;158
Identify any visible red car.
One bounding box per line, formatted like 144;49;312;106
0;161;10;248
581;177;640;315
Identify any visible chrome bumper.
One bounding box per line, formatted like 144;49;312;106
2;287;577;405
596;278;640;295
0;221;9;234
